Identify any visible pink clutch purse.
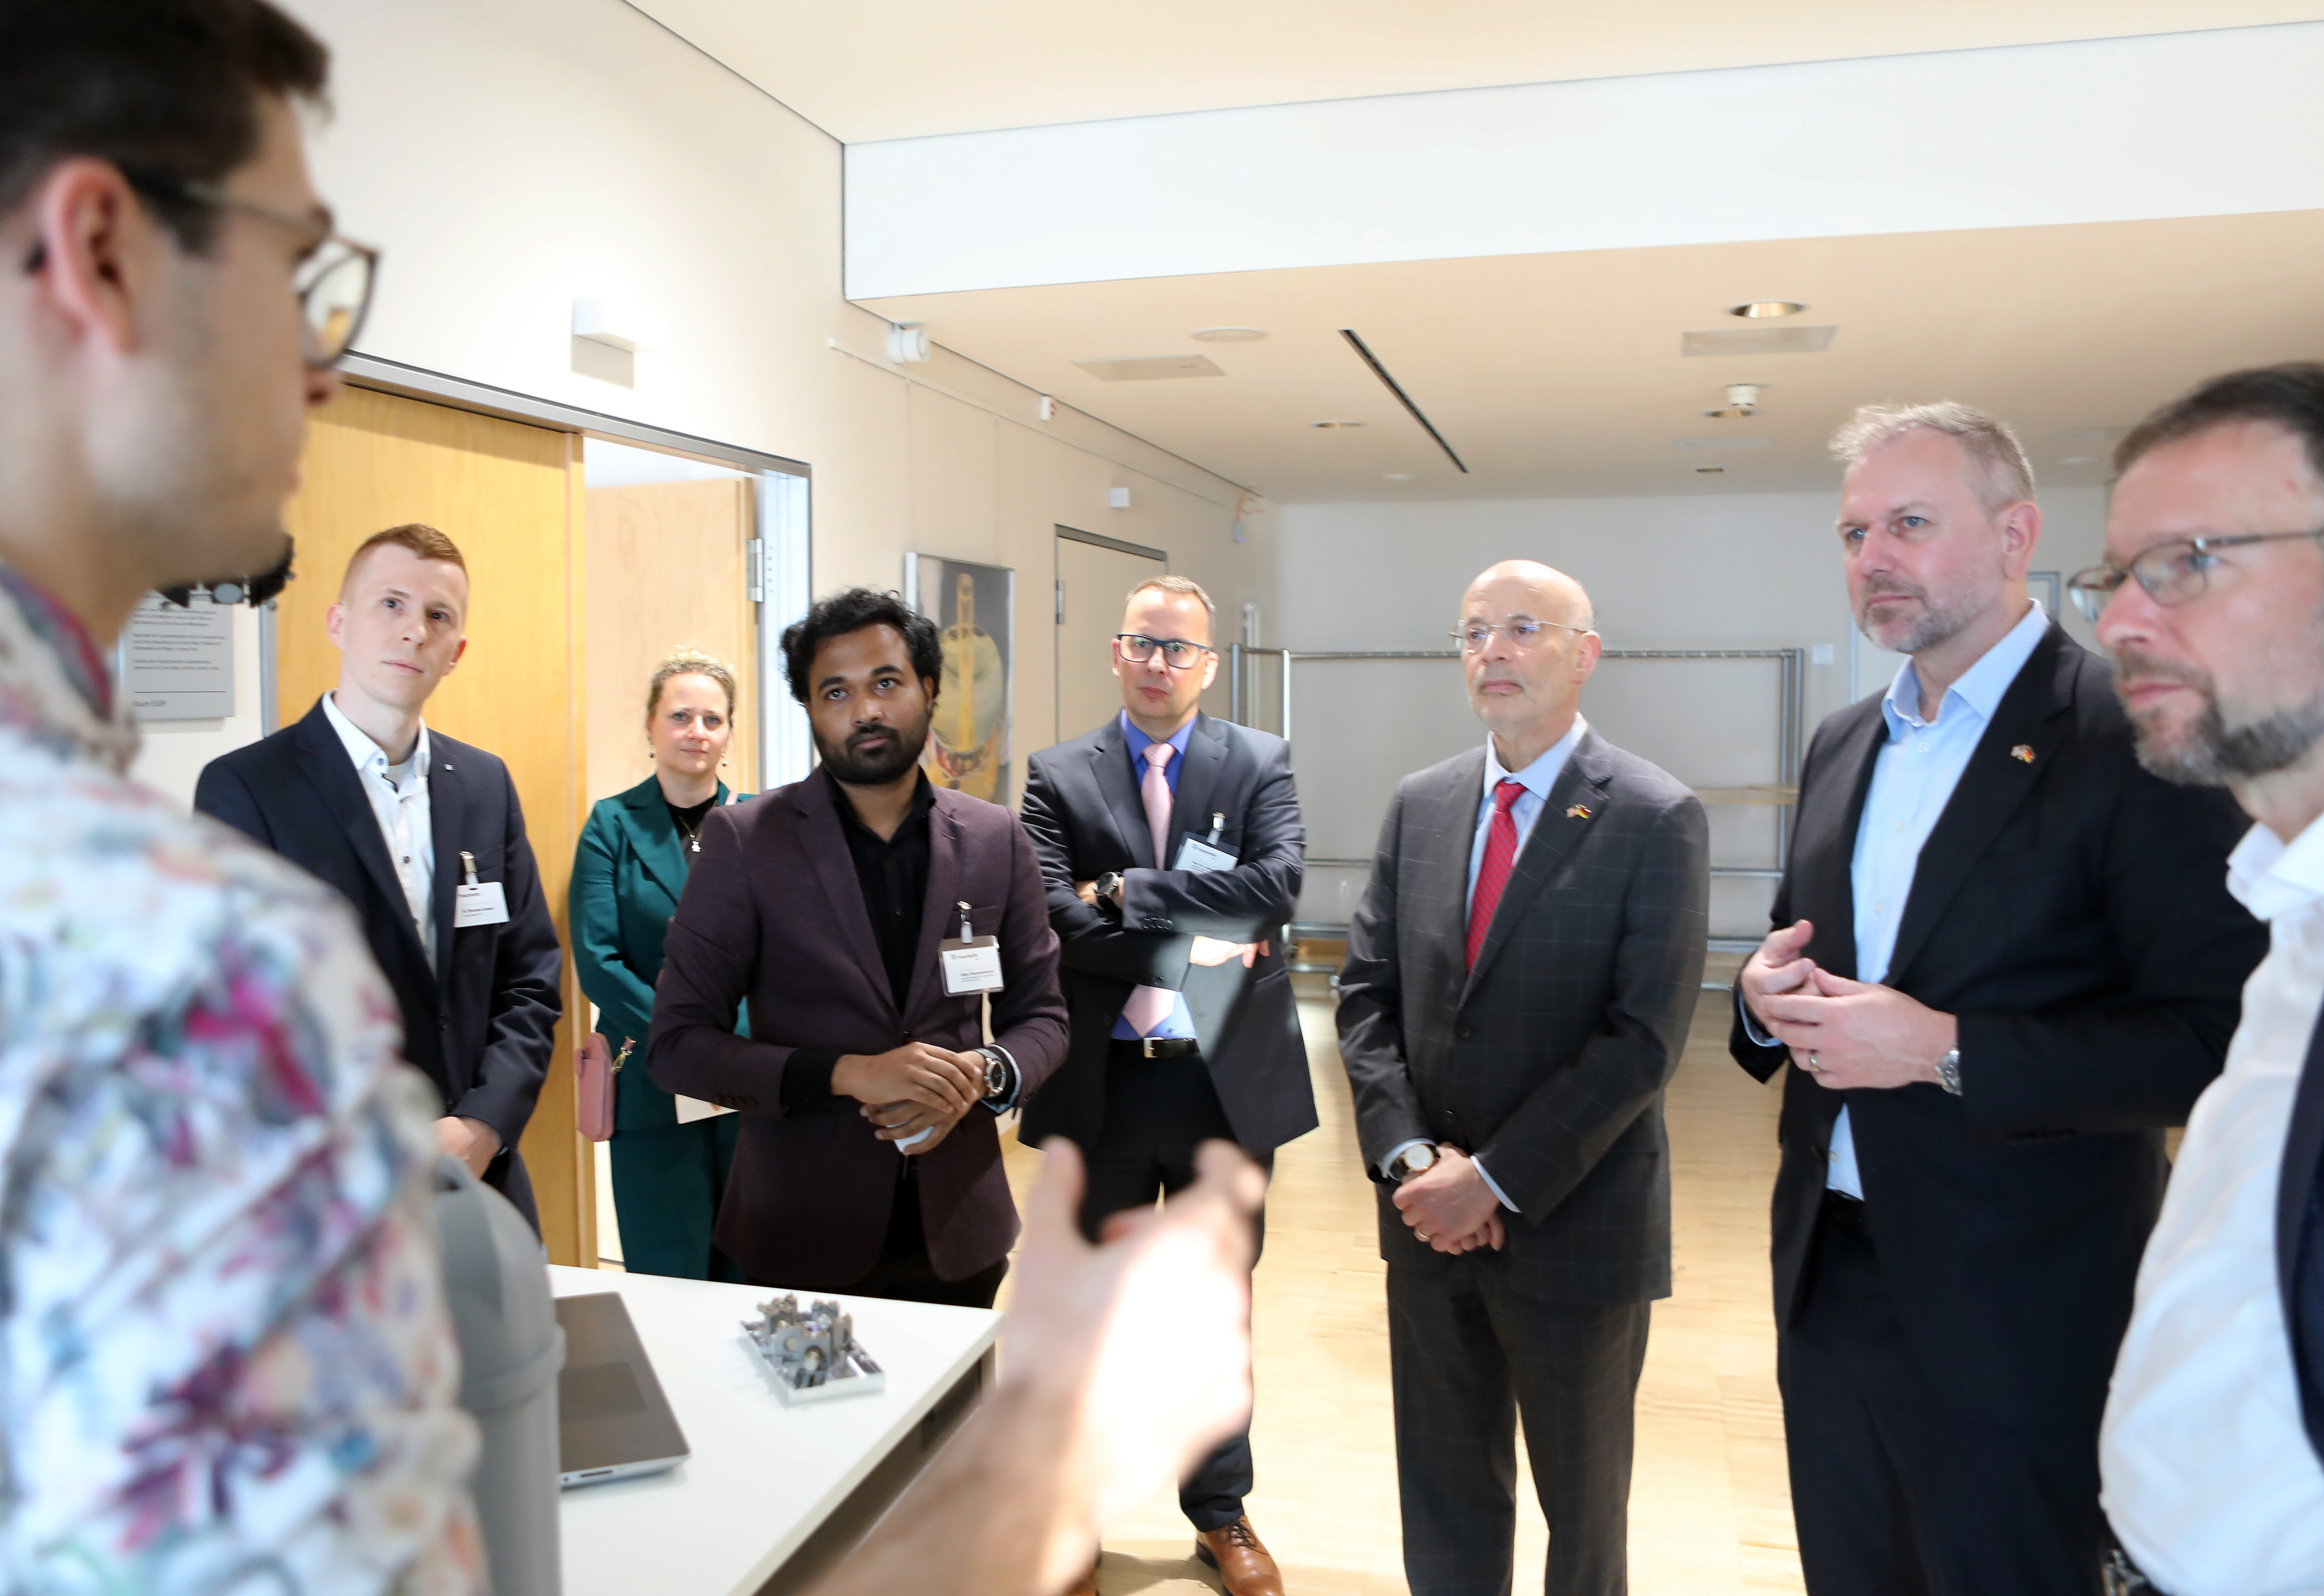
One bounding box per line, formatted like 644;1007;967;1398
576;1034;631;1142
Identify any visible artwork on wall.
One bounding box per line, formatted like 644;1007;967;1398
905;554;1014;804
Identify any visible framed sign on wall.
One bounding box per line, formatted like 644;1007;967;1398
905;554;1014;805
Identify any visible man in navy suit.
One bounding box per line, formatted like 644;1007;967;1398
2091;364;2324;1595
196;524;562;1225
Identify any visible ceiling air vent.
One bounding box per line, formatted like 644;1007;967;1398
1680;325;1838;357
1072;354;1226;382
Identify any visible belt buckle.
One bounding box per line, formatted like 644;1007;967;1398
1141;1038;1160;1060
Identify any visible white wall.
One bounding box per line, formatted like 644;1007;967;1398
129;604;267;807
129;0;1275;809
1274;484;2107;935
846;21;2324;298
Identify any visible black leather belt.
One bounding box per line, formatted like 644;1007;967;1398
1822;1190;1872;1239
1110;1036;1201;1060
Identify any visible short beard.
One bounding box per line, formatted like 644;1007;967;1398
2114;647;2324;786
817;706;932;786
1855;576;1986;656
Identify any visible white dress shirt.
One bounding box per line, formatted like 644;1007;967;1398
1382;715;1589;1212
1742;600;2049;1198
321;691;437;966
2100;815;2324;1596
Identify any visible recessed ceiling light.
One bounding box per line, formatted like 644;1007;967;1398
1728;300;1806;319
1191;327;1268;343
1383;472;1417;481
1695;466;1726;474
1312;420;1363;429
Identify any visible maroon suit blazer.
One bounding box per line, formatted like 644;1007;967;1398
646;770;1068;1287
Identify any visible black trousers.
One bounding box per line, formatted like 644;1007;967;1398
1387;1263;1649;1596
752;1161;1007;1310
1779;1200;2105;1596
1078;1047;1273;1533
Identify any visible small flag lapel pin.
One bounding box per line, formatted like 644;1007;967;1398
2009;744;2036;764
1567;804;1593;820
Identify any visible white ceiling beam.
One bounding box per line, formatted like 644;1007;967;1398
845;21;2324;300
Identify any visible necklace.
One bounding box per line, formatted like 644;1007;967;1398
675;814;702;853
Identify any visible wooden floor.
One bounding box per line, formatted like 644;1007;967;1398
999;963;1806;1595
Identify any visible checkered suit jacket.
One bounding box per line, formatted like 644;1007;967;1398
1338;729;1709;1303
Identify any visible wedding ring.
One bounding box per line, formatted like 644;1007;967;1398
1416;1230;1431;1243
1806;1052;1822;1073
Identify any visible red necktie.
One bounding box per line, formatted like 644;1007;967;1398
1466;779;1526;970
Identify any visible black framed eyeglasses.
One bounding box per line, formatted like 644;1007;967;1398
1115;633;1215;670
1450;619;1594;653
2065;528;2324;622
119;166;379;368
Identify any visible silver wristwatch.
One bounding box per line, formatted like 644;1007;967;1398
975;1046;1013;1101
1934;1047;1963;1097
1389;1142;1440;1181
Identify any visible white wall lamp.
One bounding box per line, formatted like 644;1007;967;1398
572;298;666;353
887;322;931;363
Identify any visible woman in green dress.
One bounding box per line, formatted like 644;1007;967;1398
572;650;751;1279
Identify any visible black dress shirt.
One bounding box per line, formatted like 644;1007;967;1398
780;771;935;1109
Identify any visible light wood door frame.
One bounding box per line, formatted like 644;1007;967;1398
288;354;810;1267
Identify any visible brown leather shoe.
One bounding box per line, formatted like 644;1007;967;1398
1059;1553;1099;1596
1195;1516;1283;1596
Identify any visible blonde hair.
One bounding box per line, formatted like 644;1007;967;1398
646;649;738;723
1828;402;2036;516
1126;573;1215;622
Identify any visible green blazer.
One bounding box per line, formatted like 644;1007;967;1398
571;774;750;1134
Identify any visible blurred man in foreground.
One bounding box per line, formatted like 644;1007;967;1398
2092;364;2324;1595
0;0;483;1585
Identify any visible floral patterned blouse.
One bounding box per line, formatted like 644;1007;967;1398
0;567;483;1594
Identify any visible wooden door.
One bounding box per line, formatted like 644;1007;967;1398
1055;534;1166;743
280;385;594;1267
583;479;757;803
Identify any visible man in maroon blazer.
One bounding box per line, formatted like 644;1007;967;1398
648;587;1068;1305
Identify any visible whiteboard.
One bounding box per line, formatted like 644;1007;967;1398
1276;650;1794;941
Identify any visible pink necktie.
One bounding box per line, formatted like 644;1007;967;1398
1121;742;1177;1037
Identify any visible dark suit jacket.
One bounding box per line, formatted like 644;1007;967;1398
645;769;1069;1287
193;698;564;1223
570;774;747;1134
2288;1013;2324;1463
1730;623;2264;1429
1338;729;1709;1304
1018;712;1316;1155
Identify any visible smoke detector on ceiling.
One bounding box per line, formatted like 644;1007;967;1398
1705;383;1766;419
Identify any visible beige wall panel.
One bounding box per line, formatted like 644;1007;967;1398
280;384;594;1267
583;479;757;801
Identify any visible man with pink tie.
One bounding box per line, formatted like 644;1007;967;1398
1020;574;1312;1596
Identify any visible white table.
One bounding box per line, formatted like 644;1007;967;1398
550;1266;1001;1596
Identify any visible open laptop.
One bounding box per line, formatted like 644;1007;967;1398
556;1292;691;1488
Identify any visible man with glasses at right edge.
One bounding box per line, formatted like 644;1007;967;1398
2090;365;2324;1596
1020;574;1311;1596
1732;403;2263;1594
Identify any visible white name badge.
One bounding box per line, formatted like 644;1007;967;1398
454;881;510;928
940;936;1005;996
1173;836;1238;874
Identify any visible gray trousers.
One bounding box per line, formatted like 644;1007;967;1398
1388;1264;1651;1596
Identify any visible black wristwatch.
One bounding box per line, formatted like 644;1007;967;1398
974;1046;1015;1102
1093;871;1124;907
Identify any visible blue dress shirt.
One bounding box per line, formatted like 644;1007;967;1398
1766;600;2050;1198
1112;711;1201;1040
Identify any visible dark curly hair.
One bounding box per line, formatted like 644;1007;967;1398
780;587;943;706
